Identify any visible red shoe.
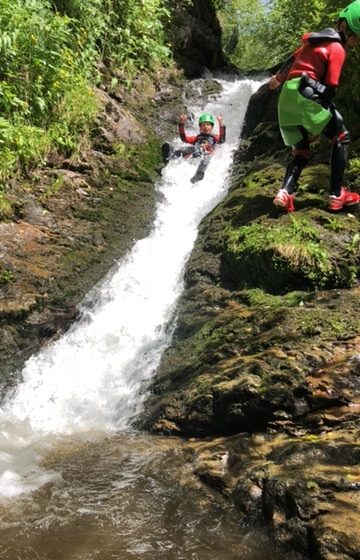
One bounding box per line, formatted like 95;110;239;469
328;187;360;211
273;189;295;212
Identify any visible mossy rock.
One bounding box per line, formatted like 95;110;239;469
192;159;360;294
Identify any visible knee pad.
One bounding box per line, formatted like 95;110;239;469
325;108;350;145
291;147;311;160
333;129;351;145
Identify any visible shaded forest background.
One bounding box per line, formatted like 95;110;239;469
0;0;359;218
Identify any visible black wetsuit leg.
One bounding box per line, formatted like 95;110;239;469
322;107;350;197
162;144;196;164
282;128;311;194
191;154;210;183
175;146;196;158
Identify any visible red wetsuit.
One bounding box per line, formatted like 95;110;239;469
178;123;226;155
276;28;346;97
275;28;349;197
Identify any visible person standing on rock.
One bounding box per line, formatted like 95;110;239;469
268;0;360;213
162;112;226;183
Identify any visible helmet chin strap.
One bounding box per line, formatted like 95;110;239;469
338;30;348;44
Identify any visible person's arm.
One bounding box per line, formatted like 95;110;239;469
212;115;226;143
268;52;296;89
178;114;197;144
316;44;345;106
323;42;346;95
217;115;226;143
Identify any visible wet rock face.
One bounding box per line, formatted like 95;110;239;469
0;159;158;390
166;0;226;77
188;425;360;560
241;82;280;141
141;82;360;558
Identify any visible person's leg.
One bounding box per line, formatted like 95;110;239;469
179;146;196;158
161;142;171;164
282;137;311;194
324;108;349;196
274;130;311;212
191;154;210;183
162;144;195;164
324;109;360;210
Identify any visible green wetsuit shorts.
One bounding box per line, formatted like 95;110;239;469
278;77;332;146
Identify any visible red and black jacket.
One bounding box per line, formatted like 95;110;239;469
178;123;226;154
275;28;346;103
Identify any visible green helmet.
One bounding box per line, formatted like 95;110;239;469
198;113;215;126
339;0;360;35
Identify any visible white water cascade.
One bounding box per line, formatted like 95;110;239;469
0;77;262;500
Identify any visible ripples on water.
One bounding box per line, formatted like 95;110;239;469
0;434;286;560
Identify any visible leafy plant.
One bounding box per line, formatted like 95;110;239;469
346;232;360;253
0;0;170;186
0;189;13;219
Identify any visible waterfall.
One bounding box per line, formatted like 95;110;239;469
0;77;263;499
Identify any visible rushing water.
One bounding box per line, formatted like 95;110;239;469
0;77;293;560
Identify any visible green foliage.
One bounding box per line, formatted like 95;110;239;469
265;0;327;61
48;79;98;154
0;0;170;189
219;0;272;70
0;117;49;170
0;0;82;123
52;0;171;75
0;189;13;219
0;0;97;180
219;0;328;69
218;0;360;135
346;232;360;253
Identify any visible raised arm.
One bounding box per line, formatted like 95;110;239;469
216;114;226;143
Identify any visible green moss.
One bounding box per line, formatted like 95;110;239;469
238;288;315;308
72;207;100;221
112;134;162;182
348;156;360;189
296;163;328;194
224;216;334;291
0;191;13;220
243;163;284;192
0;266;15;285
299;312;360;339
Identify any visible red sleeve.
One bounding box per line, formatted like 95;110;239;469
325;42;346;86
178;124;197;144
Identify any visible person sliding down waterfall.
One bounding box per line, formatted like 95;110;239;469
162;112;226;183
268;0;360;213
